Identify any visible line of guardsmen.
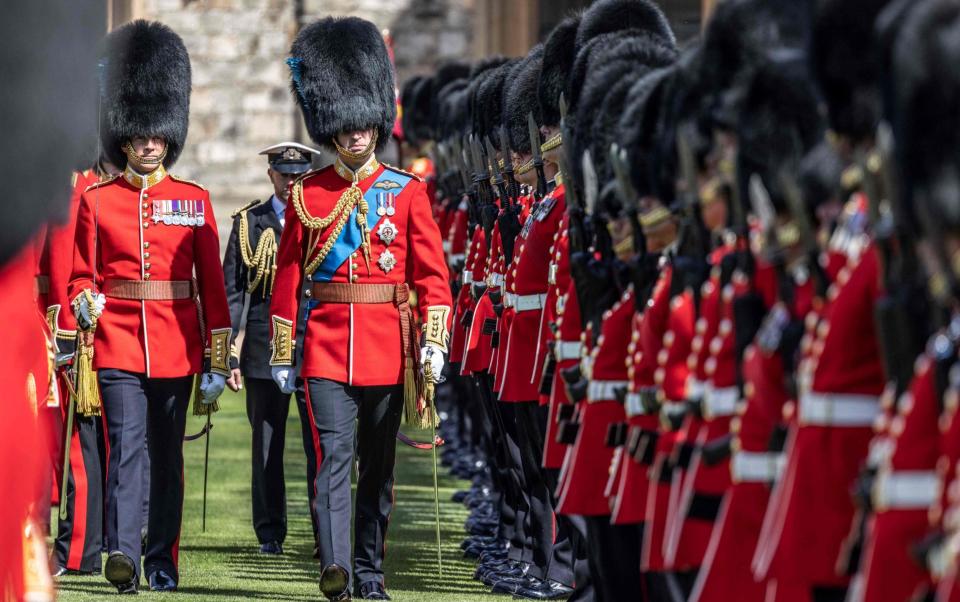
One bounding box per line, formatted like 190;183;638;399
398;0;960;601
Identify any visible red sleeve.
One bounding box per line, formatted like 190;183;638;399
67;190;97;307
193;192;232;348
267;189;305;363
47;174;85;337
406;179;453;328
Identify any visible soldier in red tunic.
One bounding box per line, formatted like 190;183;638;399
68;21;232;594
269;17;451;601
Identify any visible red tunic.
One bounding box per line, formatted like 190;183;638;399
69;169;231;378
500;187;566;402
449;225;482;365
270;160;452;384
755;244;885;588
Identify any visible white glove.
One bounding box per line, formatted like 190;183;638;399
271;365;297;395
199;372;226;404
73;291;106;331
420;345;445;383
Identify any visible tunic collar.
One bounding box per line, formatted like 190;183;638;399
334;154;379;184
123;163;167;189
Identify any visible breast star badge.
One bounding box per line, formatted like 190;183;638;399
377;249;397;273
377;218;398;245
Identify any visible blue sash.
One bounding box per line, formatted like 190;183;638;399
311;168;414;282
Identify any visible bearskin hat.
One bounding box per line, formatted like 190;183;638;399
619;67;676;201
797;140;844;221
472;59;518;146
401;76;431;146
502;46;543;155
892;0;960;230
576;0;675;49
100;20;191;169
430;61;471;126
736;50;824;214
436;79;471;142
2;1;102;265
539;15;582;128
289;17;395;151
811;0;891;142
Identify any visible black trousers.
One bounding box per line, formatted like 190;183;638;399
584;517;644;602
98;369;192;581
54;413;105;572
245;377;317;546
304;378;404;590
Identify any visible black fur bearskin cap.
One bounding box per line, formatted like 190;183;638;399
811;0;891;143
539;15;582;128
100;19;191;169
892;0;960;231
400;75;428;146
289;16;395;151
619;66;676;202
430;61;472;131
472;59;519;146
436;79;471;142
576;0;675;50
503;46;544;155
736;50;824;214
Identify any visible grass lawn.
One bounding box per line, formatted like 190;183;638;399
53;388;498;601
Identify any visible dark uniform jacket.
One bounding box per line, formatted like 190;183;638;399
224;198;304;380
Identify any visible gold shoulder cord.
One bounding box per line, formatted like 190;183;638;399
291;175;372;276
237;208;278;296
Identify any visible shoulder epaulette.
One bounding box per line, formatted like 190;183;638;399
231;199;264;218
83;174;120;193
294;167;325;187
169;174;207;190
383;163;424;182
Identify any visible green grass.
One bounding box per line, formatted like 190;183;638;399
53;388;500;601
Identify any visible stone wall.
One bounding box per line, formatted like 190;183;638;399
132;0;474;238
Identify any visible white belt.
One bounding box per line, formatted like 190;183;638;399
587;380;628;403
703;385;739;418
731;451;785;483
686;378;706;402
555;341;582;361
505;292;546;312
625;392;650;417
867;436;894;469
661;401;688;418
462;270;474;286
487;272;504;287
798;392;880;427
442;240;452;253
449;253;465;264
873;470;939;510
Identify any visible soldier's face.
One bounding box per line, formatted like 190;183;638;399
336;129;375;154
129;136;166;162
541;124;562;164
268;168;298;201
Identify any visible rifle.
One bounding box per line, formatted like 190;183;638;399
485;135;511;210
499;126;521;205
528;113;548;200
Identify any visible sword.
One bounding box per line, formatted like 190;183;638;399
58;368;78;521
423;349;443;577
201;410;211;532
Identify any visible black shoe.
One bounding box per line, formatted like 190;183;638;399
259;541;283;555
356;581;391;600
319;564;350;600
104;551;137;593
492;575;542;595
148;570;177;592
514;580;574;600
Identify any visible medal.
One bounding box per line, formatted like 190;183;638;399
377;249;397;273
153;201;162;223
163;200;172;225
377;192;387;217
386;192;396;216
377;218;398;245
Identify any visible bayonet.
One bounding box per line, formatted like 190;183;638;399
528;112;547;199
486;135;511;209
748;173;782;265
610;143;638;213
581;150;599;216
498;126;519;204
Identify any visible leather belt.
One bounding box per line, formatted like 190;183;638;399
587;380;628;403
309;282;416;366
103;278;195;300
731;451;785;483
505;292;547;312
554;341;582;361
703;385;739;418
799;392;880;427
35;275;50;296
625;391;658;417
873;470;938;510
686;378;706;403
462;270;473;286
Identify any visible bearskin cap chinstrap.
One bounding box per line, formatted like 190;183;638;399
100;20;191;169
538;15;581;128
289;17;395;151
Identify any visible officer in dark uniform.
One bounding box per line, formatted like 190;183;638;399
223;142;320;556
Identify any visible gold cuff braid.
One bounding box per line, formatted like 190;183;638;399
209;328;232;375
424;305;450;353
270;316;295;365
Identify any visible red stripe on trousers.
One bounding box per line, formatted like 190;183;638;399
66;422;89;569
